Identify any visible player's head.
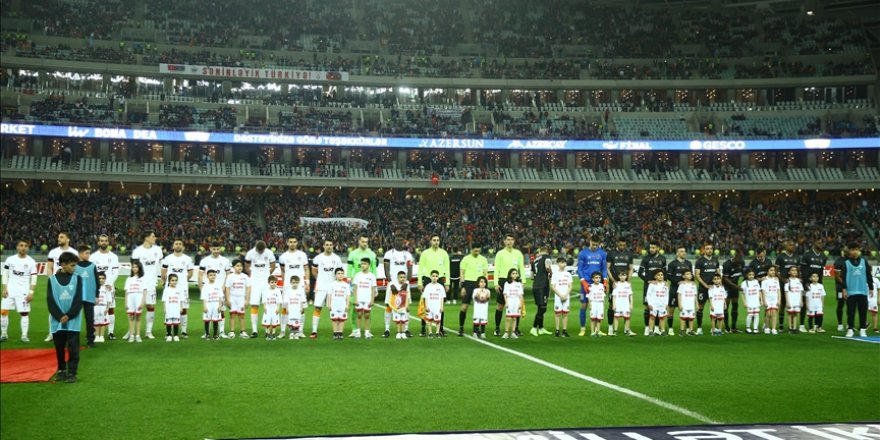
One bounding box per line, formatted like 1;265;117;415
676;246;686;259
590;234;600;249
653;270;665;281
358;235;369;249
16;239;29;255
648;240;659;255
730;248;744;263
360;258;370;271
290;275;300;287
97;271;106;285
255;240;267;253
812;237;823;251
141;230;156;246
430;269;440;282
503;233;515;248
507;268;519;281
847;242;861;258
207;269;218;282
591;271;602;283
323;240;334;253
58;252;78;273
617;271;628;281
267;274;277;285
756;248;767;258
471;246;481;256
232;260;243;273
287;237;299;251
767;265;777;277
557;257;567;269
683;269;693;281
745;268;755;280
616;238;626;251
168;273;178;287
210;241;222;256
97;234;110;251
397;271;407;284
788;266;799;278
130;259;143;278
394;237;405;251
334;268;345;280
430;234;440;248
77;244;91;261
477;276;488;288
784;240;795;253
809;272;820;283
172;238;184;253
712;273;722;285
57;231;70;246
702;242;713;256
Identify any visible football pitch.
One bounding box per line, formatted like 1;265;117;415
1;277;878;440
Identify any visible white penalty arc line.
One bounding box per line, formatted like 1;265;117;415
371;304;720;425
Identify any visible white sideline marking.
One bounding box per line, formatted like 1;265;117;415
372;305;721;425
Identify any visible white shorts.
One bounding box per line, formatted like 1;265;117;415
589;306;604;321
287;318;302;330
203;302;221;322
330;309;348;322
554;299;570;314
392;310;409;324
229;295;246;315
314;288;331;308
126;293;144;315
679;309;695;320
747;307;761;316
262;311;280;327
868;296;877;312
711;305;725;317
424;311;442;322
1;295;30;313
472;302;488;325
250;283;270;306
614;309;631;318
786;307;801;315
710;312;725;319
143;287;158;306
649;308;667;318
355;301;371;312
94;305;108;326
807;308;824;317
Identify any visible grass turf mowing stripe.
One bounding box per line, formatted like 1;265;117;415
375;304;721;426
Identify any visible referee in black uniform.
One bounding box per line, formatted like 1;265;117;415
530;245;553;336
449;247;463;305
606;238;633;326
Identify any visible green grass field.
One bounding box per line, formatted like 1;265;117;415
1;277;878;440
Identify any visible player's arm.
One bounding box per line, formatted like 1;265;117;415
269;261;276;277
46;260;54;278
27;267;37;302
417;254;426;290
1;263;9;298
444;252;451;290
245;259;252;277
606;261;614;287
382;257;390;285
407;255;414;281
160;263;169;287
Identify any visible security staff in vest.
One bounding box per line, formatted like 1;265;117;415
48;252;84;383
530;245;553;336
638;241;666;328
838;243;874;338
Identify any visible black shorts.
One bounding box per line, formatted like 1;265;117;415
726;289;739;301
461;280;478;304
532;285;549;307
697;286;709;304
496;279;508;305
450;278;461;299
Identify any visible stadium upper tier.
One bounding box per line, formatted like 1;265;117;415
1;0;876;81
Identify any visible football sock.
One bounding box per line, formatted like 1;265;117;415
836;298;845;323
312;312;320;333
459;311;466;328
108;313;115;334
1;314;7;336
723;305;730;329
607;307;614;326
799;308;807;326
421;319;426;333
643;310;650;326
146;311;154;335
279;314;287;332
212;322;219;337
515;317;520;332
173;324;179;336
219;314;225;334
251;311;258;333
666;316;674;329
204;322;210;336
579;308;586;327
20;315;28;337
494;309;502;328
166;325;172;336
384;311;391;331
440;312;445;331
696;309;704;329
816;315;824;327
181;314;188;333
731;306;739;329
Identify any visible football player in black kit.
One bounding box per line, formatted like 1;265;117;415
775;240;800;330
722;250;745;333
530;245;553;336
747;248;773;280
799;238;827;331
666;246;692;335
694;243;720;335
638;241;666;335
832;247;848;331
606;238;633;327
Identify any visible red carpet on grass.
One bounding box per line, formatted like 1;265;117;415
0;348;60;382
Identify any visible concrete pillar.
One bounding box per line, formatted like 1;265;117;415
33;137;44;158
454;151;464;168
163;143;172;163
282;147;292;165
740;152;750;168
566;152;576;170
795;87;804;102
99;140;110;161
501;89;510;105
164;78;173;95
397;150;407;169
102;74;111;94
679;153;689;171
611;90;620;103
224;145;233;163
806;152;817;169
509;152;520;169
622;153;632;170
222;80;232;95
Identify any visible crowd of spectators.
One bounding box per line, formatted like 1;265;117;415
381;107;473;138
4;188;869;263
26;96;117;125
276;107;358;135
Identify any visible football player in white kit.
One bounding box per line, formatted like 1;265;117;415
199;242;231;337
44;231;78;342
278;237;309;338
352;258;378;339
90;234;120;340
245;240;276;338
131;231;163;339
2;240;38;342
161;238;193;339
382;238;413;338
225;260;251;338
310;240;342;339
